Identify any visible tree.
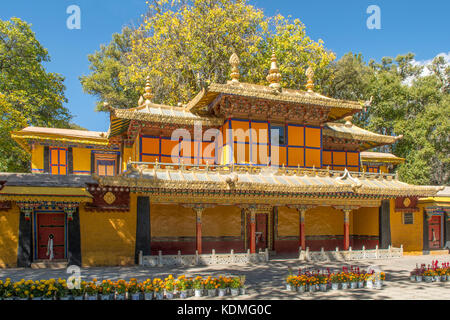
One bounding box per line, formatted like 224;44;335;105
0;18;72;172
83;0;335;109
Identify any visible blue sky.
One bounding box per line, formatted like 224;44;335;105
1;0;449;132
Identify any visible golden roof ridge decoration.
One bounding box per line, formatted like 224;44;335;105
229;53;240;84
323;122;403;145
143;76;153;102
266;49;282;90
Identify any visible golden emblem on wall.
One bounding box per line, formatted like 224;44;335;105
403;197;411;207
103;192;116;205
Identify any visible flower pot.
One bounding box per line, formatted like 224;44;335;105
194;289;203;297
144;292;154;300
32;297;42;301
115;294;126;300
366;281;374;289
155;292;164;300
441;276;447;282
375;280;382;290
43;297;53;300
239;288;246;295
319;284;327;292
218;289;227;297
424;276;433;283
309;285;315;293
130;293;141;300
297;285;306;293
341;282;348;290
331;283;339;290
416;275;423;282
207;289;216;297
166;291;174;300
86;294;97;300
358;281;364;288
447;275;450;281
18;298;28;301
101;294;111;300
410;275;416;282
60;296;72;301
189;289;195;297
286;284;293;291
434;276;440;282
179;290;188;299
230;288;239;296
350;282;358;289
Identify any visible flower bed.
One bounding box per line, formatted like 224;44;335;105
410;260;450;283
0;275;247;300
285;266;385;293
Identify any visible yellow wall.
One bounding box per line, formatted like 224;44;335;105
0;205;20;268
31;144;44;172
72;147;91;174
151;204;195;237
353;207;379;235
122;147;132;171
202;206;241;237
277;207;299;236
390;199;423;251
305;206;348;236
79;194;137;266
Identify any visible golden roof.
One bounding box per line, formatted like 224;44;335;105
95;163;440;200
323;122;402;150
0;185;93;203
11;127;109;151
185;82;362;120
360;151;405;164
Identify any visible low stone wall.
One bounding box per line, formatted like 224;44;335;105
140;249;269;267
300;245;403;262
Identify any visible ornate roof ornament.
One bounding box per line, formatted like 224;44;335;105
143;76;153;101
344;115;353;127
266;49;281;90
229;53;240;83
305;65;315;92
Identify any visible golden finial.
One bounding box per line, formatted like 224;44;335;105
143;76;153;101
344;116;353;127
266;49;281;89
229;53;240;83
305;66;314;92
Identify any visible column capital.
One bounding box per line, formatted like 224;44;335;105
333;205;359;213
288;204;315;213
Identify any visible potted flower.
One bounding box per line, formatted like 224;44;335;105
55;279;70;300
128;278;141;300
176;276;188;299
285;275;296;292
164;275;175;299
230;277;240;296
340;273;349;290
142;279;154;300
15;279;29;300
357;273;365;288
329;274;340;290
43;279;56;300
85;280;98;300
153;278;164;300
30;280;45;300
99;280;114;300
193;276;204;297
446;268;450;281
216;276;229;297
239;276;246;295
297;275;307;293
423;269;435;283
348;273;358;289
0;280;4;300
308;277;318;293
3;278;14;300
203;276;218;297
409;270;417;282
71;279;86;300
438;269;447;282
114;280;127;300
318;275;328;292
185;277;194;297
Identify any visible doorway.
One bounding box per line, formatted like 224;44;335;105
36;212;66;260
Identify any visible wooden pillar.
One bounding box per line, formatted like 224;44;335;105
194;207;204;254
17;207;33;268
343;209;351;250
299;209;306;249
249;208;256;254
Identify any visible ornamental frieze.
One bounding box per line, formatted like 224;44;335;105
85;183;130;212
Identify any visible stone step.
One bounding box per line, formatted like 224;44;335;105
31;260;68;269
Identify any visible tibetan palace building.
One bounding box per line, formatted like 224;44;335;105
0;52;447;268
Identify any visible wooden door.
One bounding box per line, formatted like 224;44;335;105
37;213;66;260
428;215;441;249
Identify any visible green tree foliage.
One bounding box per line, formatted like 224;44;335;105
0;18;72;172
82;0;334;110
323;52;449;186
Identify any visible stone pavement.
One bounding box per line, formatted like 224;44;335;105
1;254;449;300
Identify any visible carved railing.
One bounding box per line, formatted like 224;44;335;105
299;245;403;262
139;249;269;267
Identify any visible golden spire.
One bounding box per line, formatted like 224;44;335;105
305;66;314;92
266;49;281;89
229;53;240;83
143;76;153;101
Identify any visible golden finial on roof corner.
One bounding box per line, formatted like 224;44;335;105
229;53;240;83
143;76;153;101
305;65;314;92
266;49;281;90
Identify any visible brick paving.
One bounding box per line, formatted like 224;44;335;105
1;254;449;300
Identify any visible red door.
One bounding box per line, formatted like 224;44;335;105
428;216;441;249
247;213;267;251
37;213;66;260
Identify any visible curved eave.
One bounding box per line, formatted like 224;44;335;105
0;186;93;203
